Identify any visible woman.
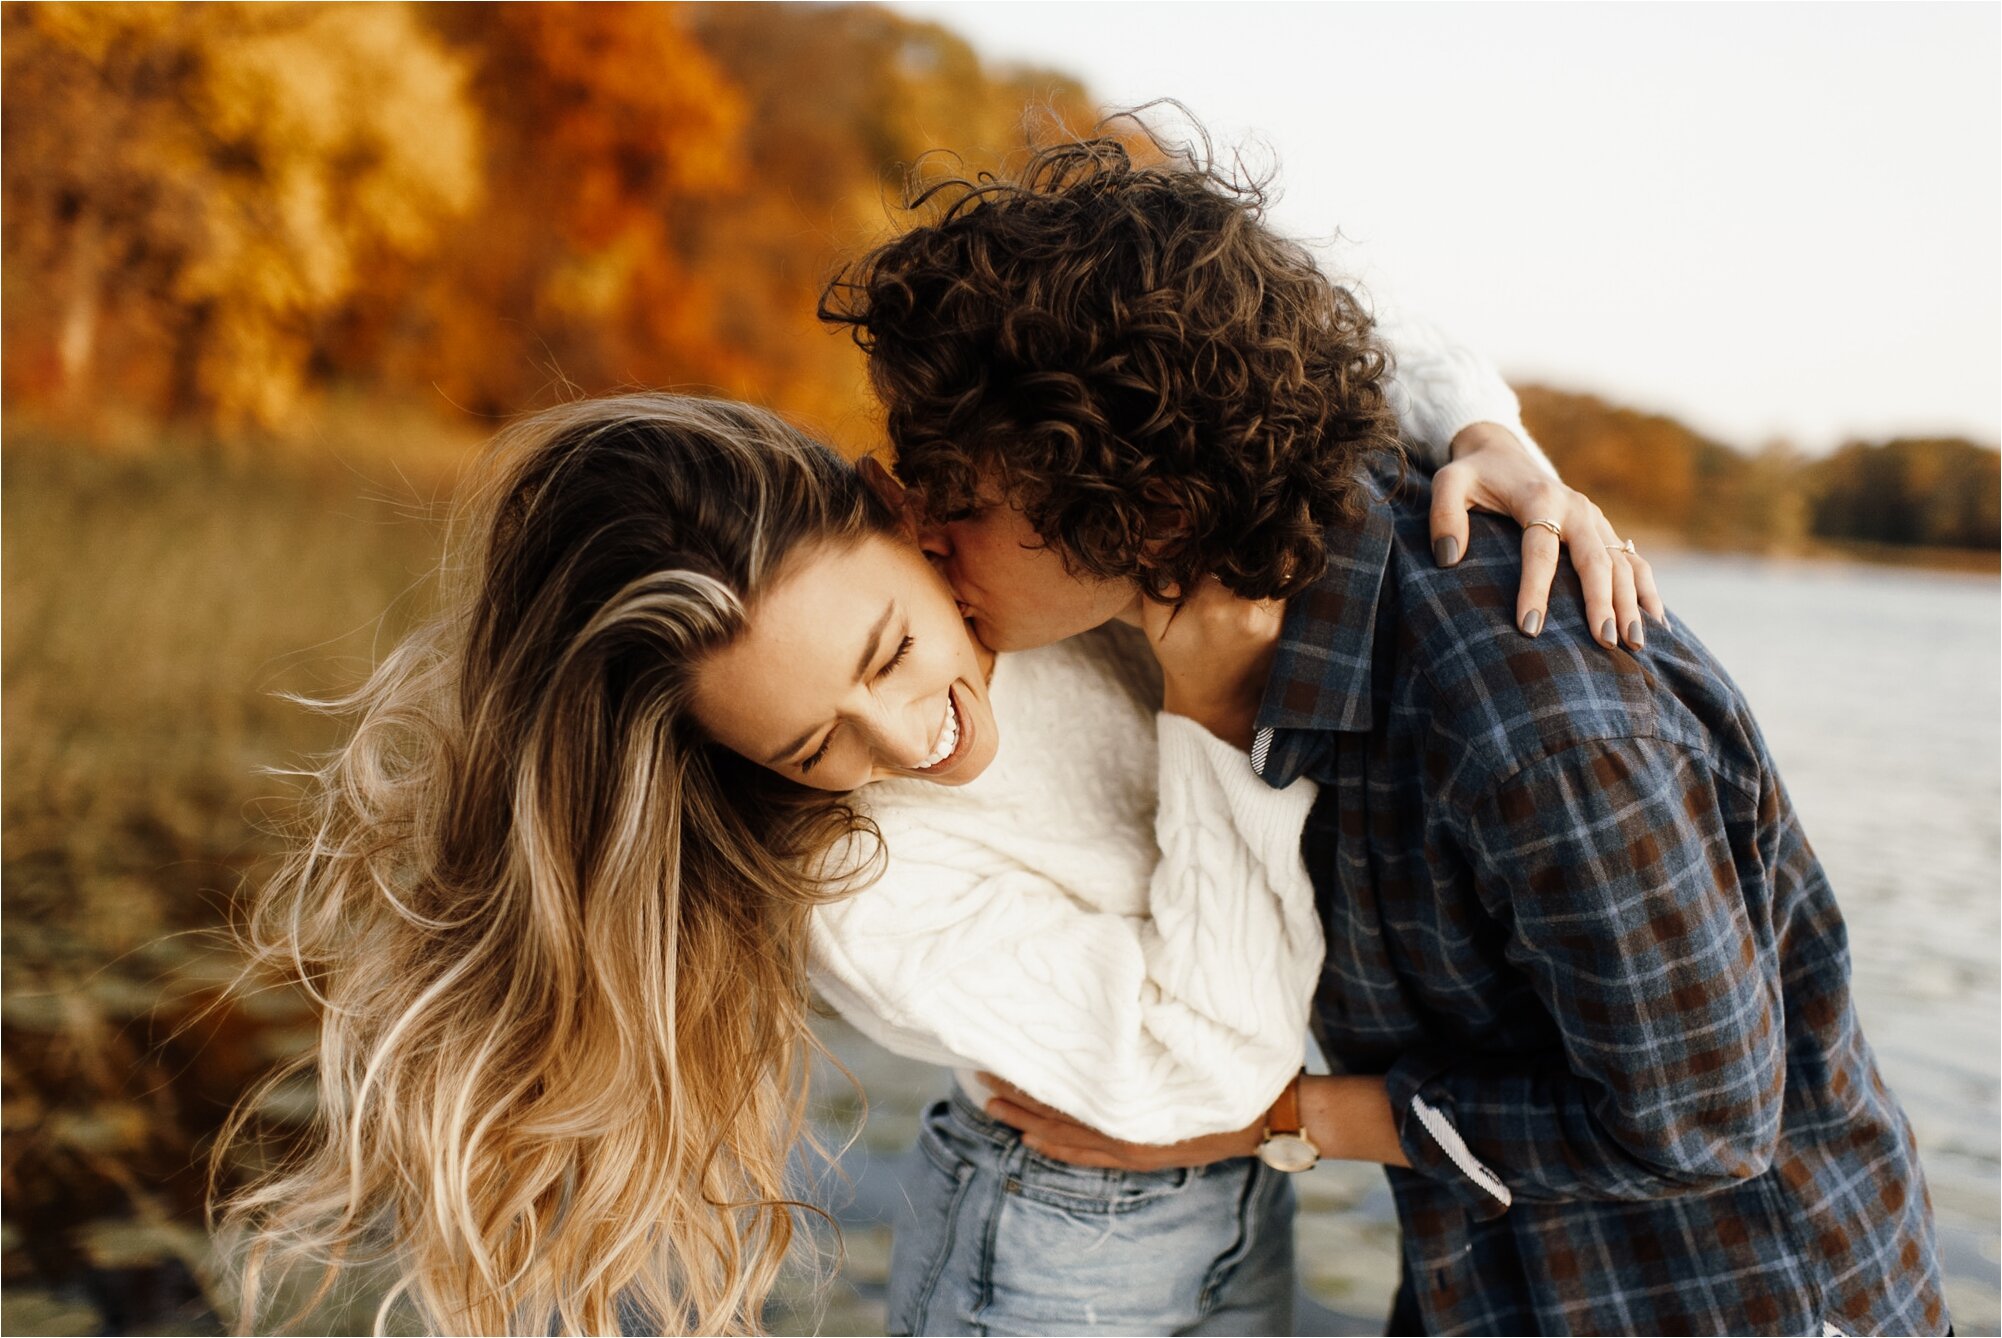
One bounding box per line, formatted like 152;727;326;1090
220;398;889;1337
219;377;1610;1334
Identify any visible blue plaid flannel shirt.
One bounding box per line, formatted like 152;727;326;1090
1252;466;1947;1336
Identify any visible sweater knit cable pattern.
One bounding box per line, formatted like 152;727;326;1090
807;303;1532;1144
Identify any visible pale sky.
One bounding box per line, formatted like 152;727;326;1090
891;2;2000;453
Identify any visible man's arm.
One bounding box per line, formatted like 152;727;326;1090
981;1069;1410;1172
989;736;1786;1212
1376;736;1786;1212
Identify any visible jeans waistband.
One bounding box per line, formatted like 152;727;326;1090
940;1083;1256;1189
945;1082;1024;1150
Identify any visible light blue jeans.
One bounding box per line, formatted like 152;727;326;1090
885;1088;1296;1336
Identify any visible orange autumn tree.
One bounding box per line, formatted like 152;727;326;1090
362;3;1099;449
4;2;1104;445
335;2;750;420
1;2;480;432
684;2;1099;451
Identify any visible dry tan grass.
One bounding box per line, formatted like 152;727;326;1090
1;426;474;1331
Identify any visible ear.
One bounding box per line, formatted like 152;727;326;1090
857;454;919;536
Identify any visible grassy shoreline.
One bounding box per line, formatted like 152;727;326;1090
2;443;451;1333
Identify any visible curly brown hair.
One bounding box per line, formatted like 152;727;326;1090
820;124;1402;602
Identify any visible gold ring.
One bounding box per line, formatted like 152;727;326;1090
1526;518;1563;540
1607;539;1637;556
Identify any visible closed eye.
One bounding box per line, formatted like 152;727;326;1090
801;635;912;774
875;634;914;680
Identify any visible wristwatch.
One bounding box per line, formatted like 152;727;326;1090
1255;1071;1320;1172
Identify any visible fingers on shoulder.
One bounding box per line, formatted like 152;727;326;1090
1516;523;1563;633
1626;549;1666;620
1508;479;1578;532
1429;459;1475;514
1426;464;1474;565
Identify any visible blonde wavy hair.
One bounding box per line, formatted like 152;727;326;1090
215;394;893;1335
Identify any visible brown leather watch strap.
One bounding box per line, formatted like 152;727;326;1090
1264;1070;1305;1136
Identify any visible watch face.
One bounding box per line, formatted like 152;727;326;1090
1257;1133;1319;1173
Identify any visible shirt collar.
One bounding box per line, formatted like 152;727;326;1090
1250;471;1396;785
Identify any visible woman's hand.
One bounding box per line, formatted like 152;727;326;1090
980;1074;1262;1170
1141;578;1285;753
1431;422;1665;650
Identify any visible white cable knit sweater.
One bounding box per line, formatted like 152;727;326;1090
808;306;1538;1145
812;625;1323;1145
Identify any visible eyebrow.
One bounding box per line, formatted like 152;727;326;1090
854;599;896;683
764;599;897;767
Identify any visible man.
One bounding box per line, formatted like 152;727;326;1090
822;132;1947;1335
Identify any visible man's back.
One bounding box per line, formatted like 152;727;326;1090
1255;473;1947;1335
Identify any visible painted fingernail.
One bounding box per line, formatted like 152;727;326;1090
1520;609;1543;637
1626;620;1644;649
1600;618;1617;646
1433;536;1460;567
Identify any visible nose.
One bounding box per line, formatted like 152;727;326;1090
916;520;961;591
916;518;952;563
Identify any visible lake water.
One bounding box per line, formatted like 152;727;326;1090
782;552;2002;1336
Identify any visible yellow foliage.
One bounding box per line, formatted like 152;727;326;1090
3;1;1095;447
4;2;480;431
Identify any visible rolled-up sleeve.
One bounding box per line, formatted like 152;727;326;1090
1388;736;1786;1213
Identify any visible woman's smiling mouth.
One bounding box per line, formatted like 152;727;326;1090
910;688;968;774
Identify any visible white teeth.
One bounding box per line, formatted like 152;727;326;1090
916;695;960;770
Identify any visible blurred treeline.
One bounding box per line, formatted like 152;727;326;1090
5;2;1995;562
1521;386;2000;562
2;1;1094;454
